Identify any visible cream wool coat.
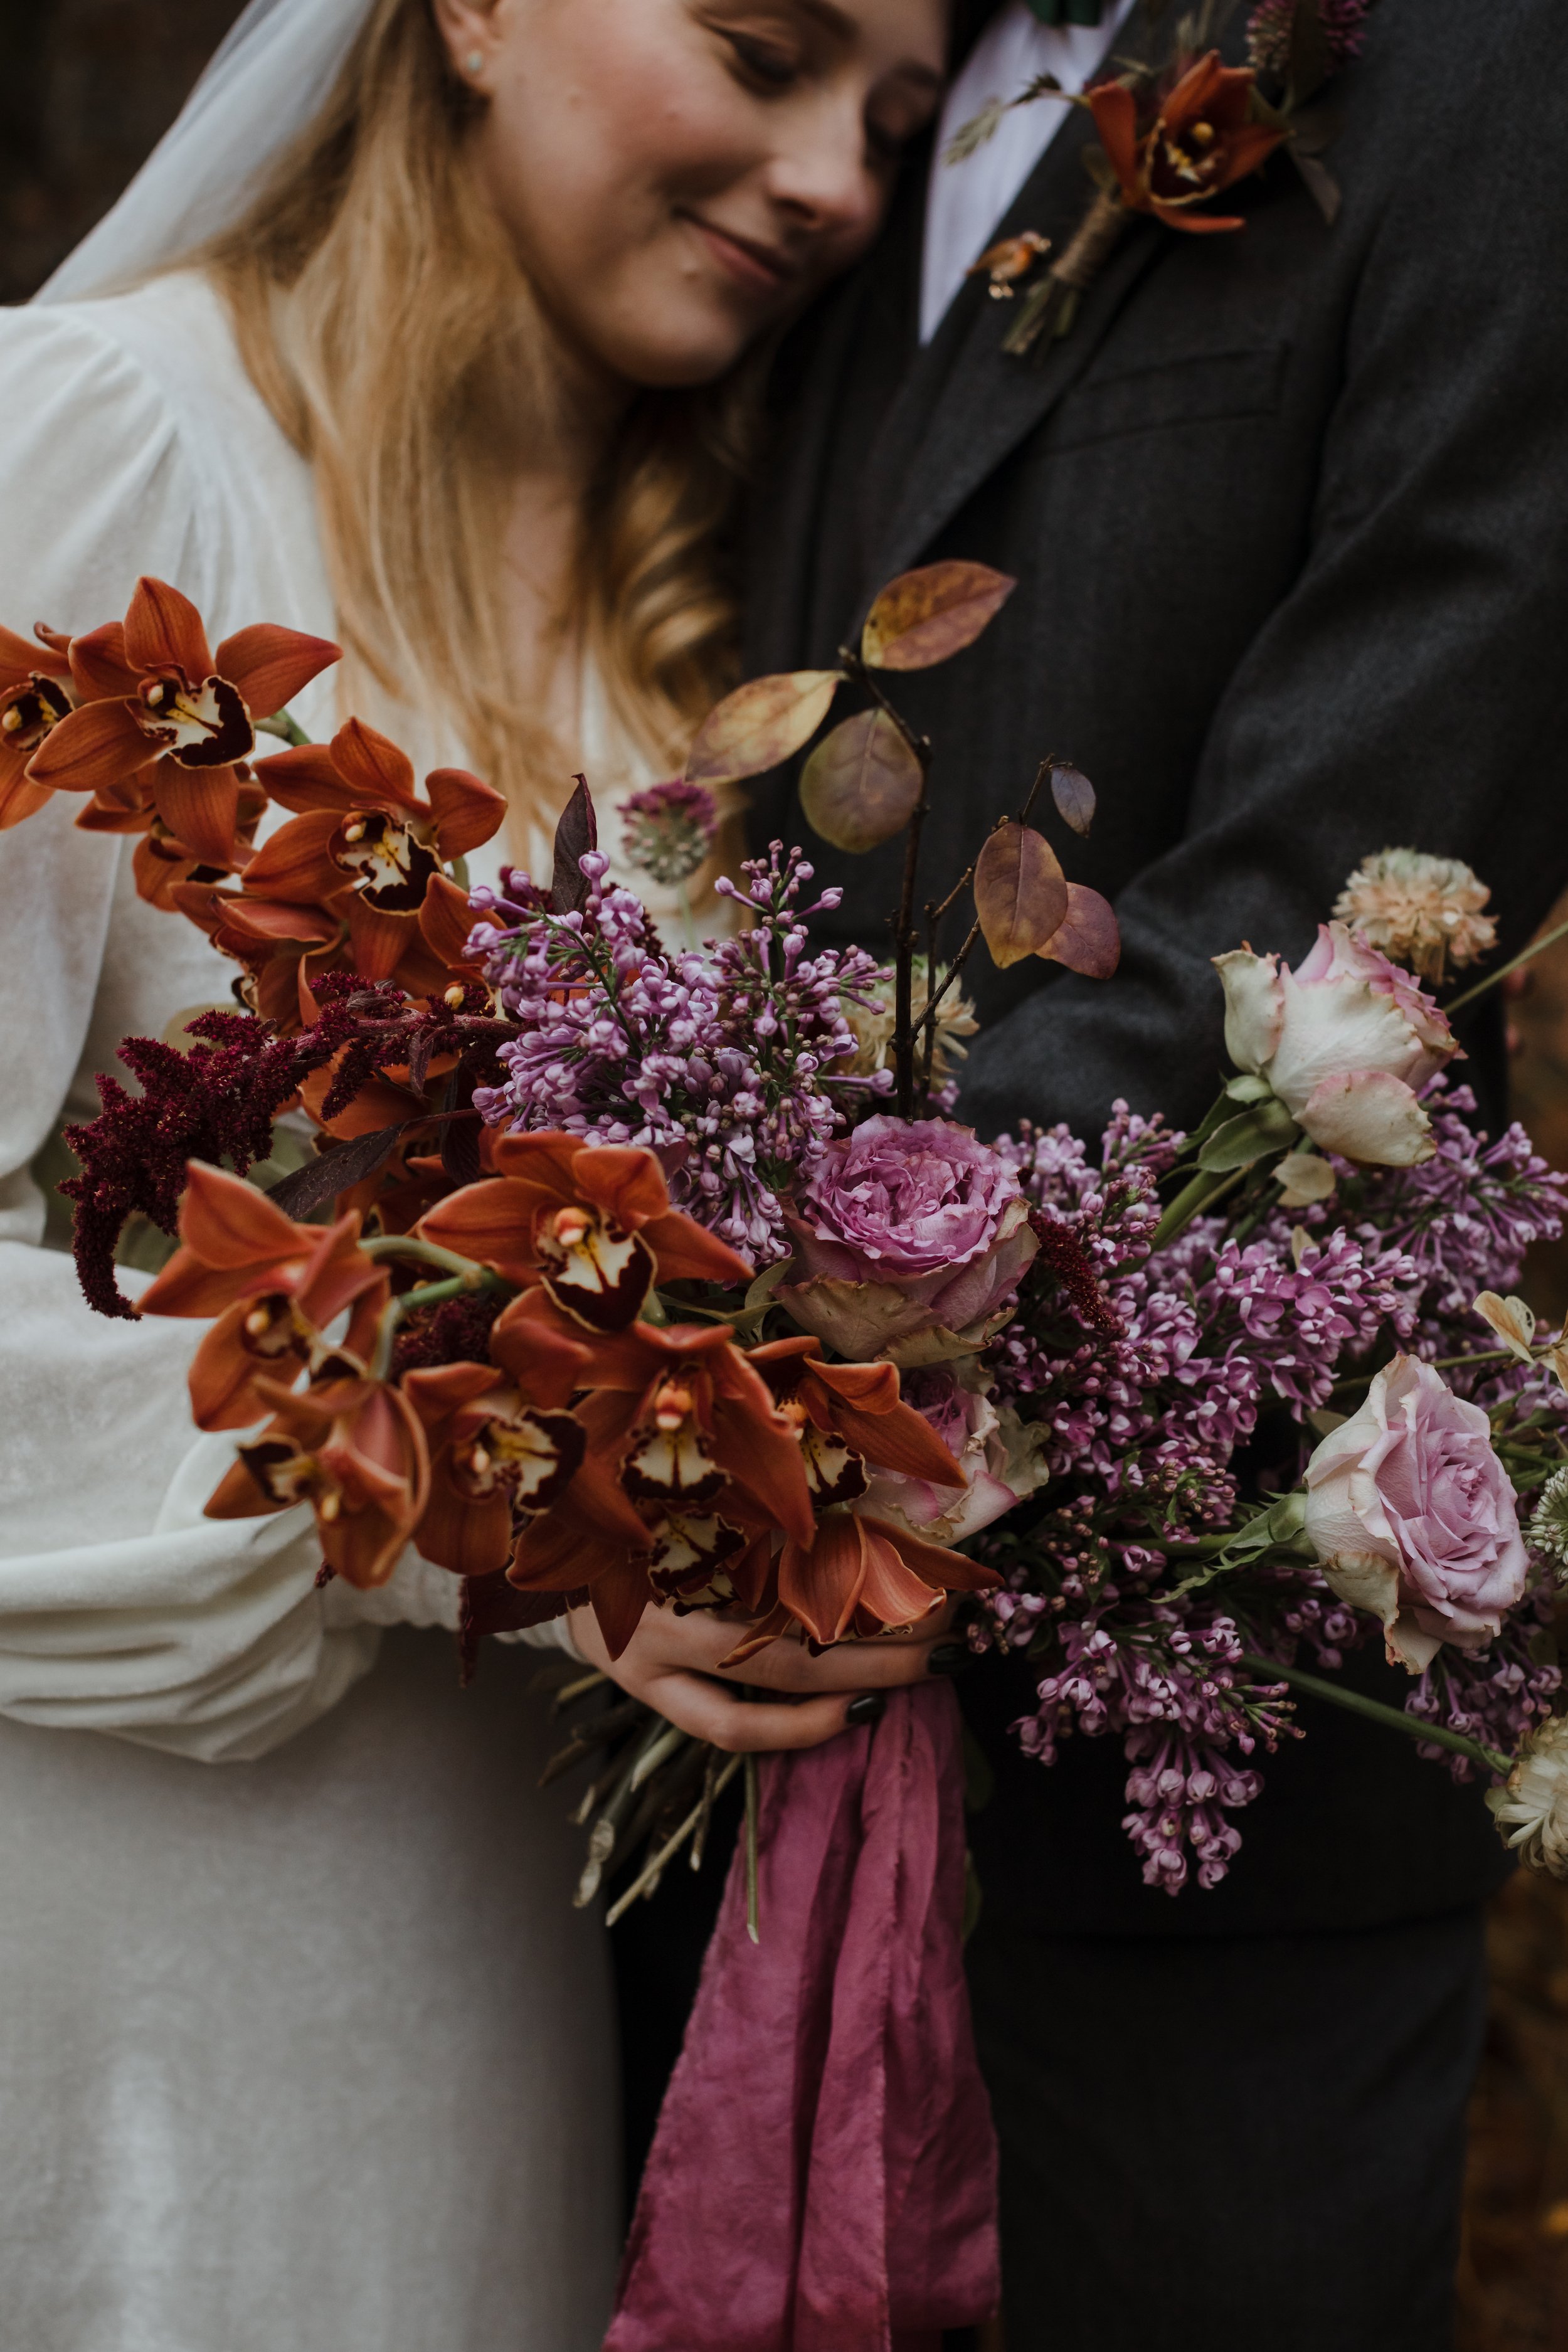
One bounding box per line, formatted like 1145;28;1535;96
0;273;626;2351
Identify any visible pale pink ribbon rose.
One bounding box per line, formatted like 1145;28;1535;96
1214;921;1458;1166
861;1364;1049;1547
1303;1354;1528;1671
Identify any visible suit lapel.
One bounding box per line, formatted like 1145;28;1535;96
859;17;1167;603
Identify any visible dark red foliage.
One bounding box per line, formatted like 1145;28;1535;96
59;977;515;1321
391;1287;508;1377
457;1569;584;1687
1026;1208;1126;1338
61;1013;306;1320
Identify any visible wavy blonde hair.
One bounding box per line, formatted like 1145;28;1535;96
199;0;752;826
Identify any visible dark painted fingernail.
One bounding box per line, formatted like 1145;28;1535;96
926;1643;975;1677
846;1692;886;1726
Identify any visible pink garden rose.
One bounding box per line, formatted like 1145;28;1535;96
1214;921;1458;1167
778;1116;1037;1367
861;1363;1048;1545
1303;1354;1528;1671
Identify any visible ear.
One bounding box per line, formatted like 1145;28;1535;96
430;0;501;87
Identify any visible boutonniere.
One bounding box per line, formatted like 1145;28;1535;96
947;0;1375;358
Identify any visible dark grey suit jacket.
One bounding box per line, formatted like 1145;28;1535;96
744;0;1568;1934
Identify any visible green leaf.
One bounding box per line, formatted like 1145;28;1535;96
1196;1098;1300;1173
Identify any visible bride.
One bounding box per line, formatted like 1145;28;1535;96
0;1;945;2345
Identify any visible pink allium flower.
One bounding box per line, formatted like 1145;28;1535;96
778;1115;1037;1366
616;778;718;888
1304;1354;1530;1671
1214;920;1459;1167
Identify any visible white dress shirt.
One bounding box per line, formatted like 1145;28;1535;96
921;0;1139;344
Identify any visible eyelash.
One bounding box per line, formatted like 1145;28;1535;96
723;30;800;91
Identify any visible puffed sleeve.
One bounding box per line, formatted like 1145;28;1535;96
0;304;456;1764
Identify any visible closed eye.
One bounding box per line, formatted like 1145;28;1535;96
723;28;802;90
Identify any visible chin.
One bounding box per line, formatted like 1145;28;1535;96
593;309;765;393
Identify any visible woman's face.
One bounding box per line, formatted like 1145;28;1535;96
435;0;948;389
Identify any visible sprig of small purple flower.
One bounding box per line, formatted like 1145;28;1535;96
973;1090;1568;1894
469;843;889;1258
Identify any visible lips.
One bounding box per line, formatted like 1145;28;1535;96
681;211;795;297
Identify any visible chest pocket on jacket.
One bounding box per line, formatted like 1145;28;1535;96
1045;342;1290;456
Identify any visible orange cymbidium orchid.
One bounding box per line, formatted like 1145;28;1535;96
129;770;271;911
0;622;75;829
402;1361;590;1579
726;1333;1000;1648
240;719;504;986
506;1311;815;1656
401;1298;595;1577
776;1507;994;1650
206;1372;430;1591
1088;50;1284;234
25;578;339;866
137;1162;389;1430
418;1132;754;1332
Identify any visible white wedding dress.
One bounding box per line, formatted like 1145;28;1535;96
0;272;652;2351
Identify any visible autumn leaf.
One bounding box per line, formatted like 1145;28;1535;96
974;821;1068;968
798;708;923;853
684;671;842;787
860;563;1016;673
1050;765;1096;838
1038;882;1120;978
551;775;598;914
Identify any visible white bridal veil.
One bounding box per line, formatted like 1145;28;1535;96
41;0;378;302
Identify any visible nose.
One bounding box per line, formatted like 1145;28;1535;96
762;92;882;251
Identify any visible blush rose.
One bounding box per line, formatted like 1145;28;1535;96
1214;921;1458;1167
1303;1353;1529;1671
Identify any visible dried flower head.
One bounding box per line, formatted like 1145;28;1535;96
1246;0;1372;78
617;779;718;889
837;957;978;1093
1530;1468;1568;1577
1332;848;1496;984
1488;1712;1568;1878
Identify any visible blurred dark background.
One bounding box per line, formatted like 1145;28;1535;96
6;5;1568;2342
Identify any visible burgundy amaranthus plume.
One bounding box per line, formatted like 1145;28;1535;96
1247;0;1371;76
62;1012;307;1320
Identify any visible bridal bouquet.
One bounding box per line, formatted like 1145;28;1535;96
9;563;1568;2339
6;568;1568;1890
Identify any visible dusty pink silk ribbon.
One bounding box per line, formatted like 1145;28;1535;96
604;1682;1000;2352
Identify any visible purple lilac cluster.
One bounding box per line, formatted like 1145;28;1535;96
469;844;889;1258
974;1093;1567;1894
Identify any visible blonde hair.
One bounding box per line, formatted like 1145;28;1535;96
200;0;752;827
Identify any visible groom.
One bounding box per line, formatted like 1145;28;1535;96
742;0;1568;2344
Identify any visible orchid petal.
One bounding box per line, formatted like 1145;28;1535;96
425;766;506;859
125;577;213;681
213;624;339;717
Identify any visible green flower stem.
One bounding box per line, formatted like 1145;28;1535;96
1445;911;1568;1014
1236;1650;1510;1777
255;707;312;748
1151;1165;1249;1253
361;1234;492;1281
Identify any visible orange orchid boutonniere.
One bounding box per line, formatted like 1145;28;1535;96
963;0;1374;361
1088;51;1285;235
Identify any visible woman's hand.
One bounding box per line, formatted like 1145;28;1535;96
565;1597;967;1754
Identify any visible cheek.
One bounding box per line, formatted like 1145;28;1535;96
480;13;756;292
